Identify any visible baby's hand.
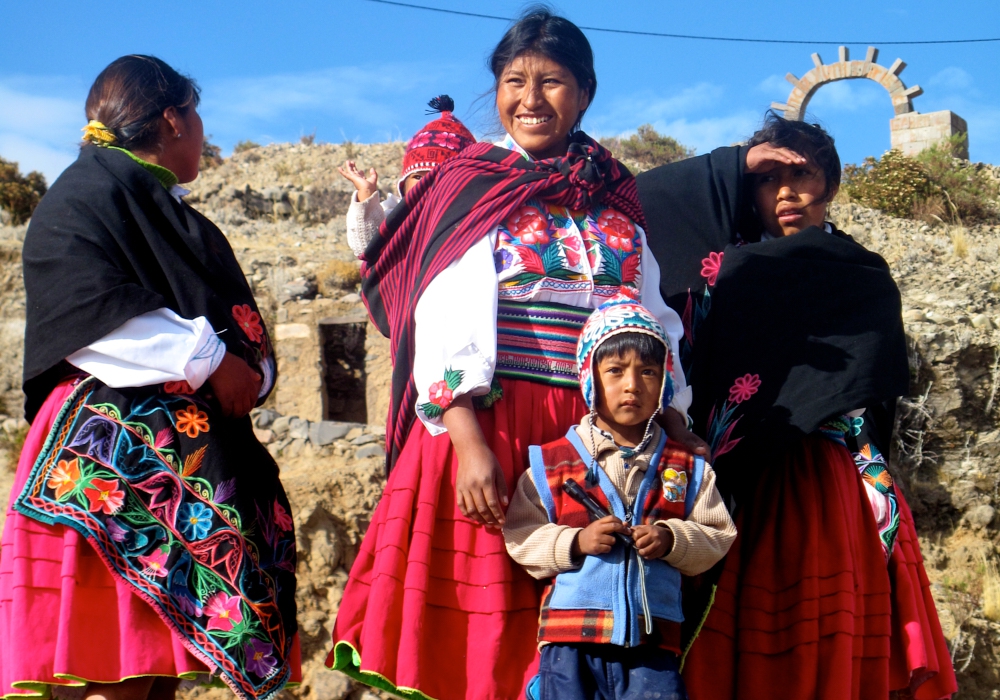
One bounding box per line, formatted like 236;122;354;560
633;523;674;560
338;160;378;201
661;407;711;459
573;515;629;557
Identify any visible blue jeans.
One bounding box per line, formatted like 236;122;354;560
537;643;687;700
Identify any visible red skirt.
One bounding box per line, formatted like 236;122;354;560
682;435;956;700
328;378;587;700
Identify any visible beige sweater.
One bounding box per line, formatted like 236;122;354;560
504;418;736;580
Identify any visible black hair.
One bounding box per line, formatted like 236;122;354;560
593;332;666;369
487;5;596;129
747;110;841;198
86;55;200;152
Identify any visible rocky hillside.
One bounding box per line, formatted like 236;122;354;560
1;141;999;698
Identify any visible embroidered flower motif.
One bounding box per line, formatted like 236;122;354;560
728;374;761;404
506;205;549;245
700;251;724;287
164;380;195;395
106;519;128;543
175;405;210;438
434;131;463;150
138;545;170;579
596;209;636;252
408;131;434;149
561;234;583;267
205;591;244;631
244;638;278;678
428;381;454;410
274;501;293;532
177;501;213;541
850;415;865;436
83;477;125;515
494;248;514;273
232;304;264;343
47;458;81;500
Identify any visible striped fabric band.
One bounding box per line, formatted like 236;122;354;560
495;300;590;387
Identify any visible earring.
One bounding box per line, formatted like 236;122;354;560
176;133;182;139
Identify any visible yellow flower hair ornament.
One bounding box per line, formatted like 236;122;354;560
82;120;117;147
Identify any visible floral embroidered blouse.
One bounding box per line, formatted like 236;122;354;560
412;135;691;435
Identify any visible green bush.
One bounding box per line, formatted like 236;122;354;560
843;138;998;225
0;156;47;225
233;140;261;154
600;125;694;172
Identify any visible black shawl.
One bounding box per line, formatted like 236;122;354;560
22;145;273;421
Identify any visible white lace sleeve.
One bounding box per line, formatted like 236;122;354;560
67;308;226;390
412;230;499;435
346;191;387;258
636;224;692;421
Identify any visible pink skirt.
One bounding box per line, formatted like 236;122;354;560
0;381;300;698
329;378;588;700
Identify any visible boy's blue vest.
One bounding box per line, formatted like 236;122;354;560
528;427;703;652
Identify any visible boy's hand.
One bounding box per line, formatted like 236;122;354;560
573;515;630;557
338;160;378;202
660;407;711;459
633;523;674;560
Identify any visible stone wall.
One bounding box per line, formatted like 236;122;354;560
891;110;969;159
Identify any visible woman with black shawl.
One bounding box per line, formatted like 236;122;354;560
637;114;955;699
326;9;705;700
0;57;298;700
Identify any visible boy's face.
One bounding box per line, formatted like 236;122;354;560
400;170;426;196
594;349;663;435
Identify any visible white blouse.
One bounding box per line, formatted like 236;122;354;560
67;308;229;392
412;162;691;436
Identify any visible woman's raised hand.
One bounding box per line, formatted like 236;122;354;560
208;352;262;418
443;395;509;528
338;160;379;202
745;143;808;174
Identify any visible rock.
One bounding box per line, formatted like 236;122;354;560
253;428;273;444
355;443;385;460
972;313;991;329
339;292;361;304
304;667;354;700
275;323;311;340
351;433;377;446
966;504;996;529
924;310;955;326
309;421;352;446
281;277;318;301
271;415;291;438
253;408;277;428
345;427;365;441
903;309;928;323
288;417;310;440
368;425;387;437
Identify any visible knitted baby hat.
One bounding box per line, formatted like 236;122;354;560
576;295;676;415
401;95;476;179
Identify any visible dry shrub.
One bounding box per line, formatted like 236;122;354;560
951;226;969;258
234;140;261;154
200;137;223;171
843;138;999;225
317;259;361;296
0;156;47;225
600;125;694;173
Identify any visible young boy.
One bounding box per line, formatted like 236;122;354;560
339;95;475;258
504;297;736;700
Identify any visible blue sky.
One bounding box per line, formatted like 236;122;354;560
1;0;997;183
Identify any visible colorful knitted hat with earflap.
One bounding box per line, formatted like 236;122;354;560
400;95;476;180
577;295;677;418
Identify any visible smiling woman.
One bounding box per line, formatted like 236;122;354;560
327;7;707;700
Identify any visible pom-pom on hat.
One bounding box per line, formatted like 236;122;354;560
401;95;476;180
576;295;676;415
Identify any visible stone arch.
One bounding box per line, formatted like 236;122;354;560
771;46;968;159
771;46;922;120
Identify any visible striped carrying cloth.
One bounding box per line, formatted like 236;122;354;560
495;301;590;388
359;132;645;470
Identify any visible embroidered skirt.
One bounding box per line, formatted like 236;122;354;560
681;434;956;700
0;381;302;699
328;377;588;700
